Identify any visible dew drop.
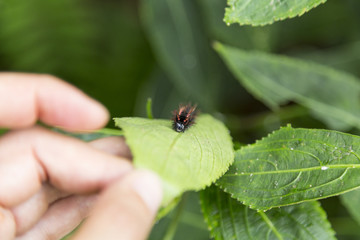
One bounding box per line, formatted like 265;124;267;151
226;22;230;26
250;173;253;177
309;184;312;187
290;147;294;150
321;166;329;170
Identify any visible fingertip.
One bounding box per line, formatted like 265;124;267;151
72;170;163;240
37;78;110;130
0;73;110;130
80;97;110;130
130;170;163;215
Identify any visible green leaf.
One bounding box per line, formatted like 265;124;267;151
217;125;360;211
214;42;360;130
197;0;266;50
200;185;336;240
114;114;234;205
292;41;360;77
140;0;220;110
340;189;360;226
224;0;327;26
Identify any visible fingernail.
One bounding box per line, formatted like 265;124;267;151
131;170;163;215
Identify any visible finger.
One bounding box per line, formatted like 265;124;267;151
11;184;69;235
72;170;162;240
16;194;97;240
0;73;108;130
11;137;132;235
0;207;16;240
89;136;132;159
0;127;132;208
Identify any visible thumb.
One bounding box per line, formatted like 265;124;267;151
72;170;163;240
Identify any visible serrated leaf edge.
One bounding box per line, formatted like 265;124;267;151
217;125;360;210
113;116;235;198
224;0;328;26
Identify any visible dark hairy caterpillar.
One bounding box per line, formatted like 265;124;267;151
172;104;198;133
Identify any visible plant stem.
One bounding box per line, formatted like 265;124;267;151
162;193;188;240
0;128;8;135
147;98;154;119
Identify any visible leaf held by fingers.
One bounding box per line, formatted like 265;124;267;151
114;114;234;205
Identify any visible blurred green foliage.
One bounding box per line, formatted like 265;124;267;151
1;0;360;239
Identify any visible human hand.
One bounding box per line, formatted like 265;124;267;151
0;73;162;240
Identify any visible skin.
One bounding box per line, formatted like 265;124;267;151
0;73;162;240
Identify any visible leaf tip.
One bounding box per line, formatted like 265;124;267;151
113;118;121;128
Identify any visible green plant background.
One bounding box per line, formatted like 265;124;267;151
1;0;360;239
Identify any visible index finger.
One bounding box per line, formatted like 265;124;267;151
0;73;109;130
